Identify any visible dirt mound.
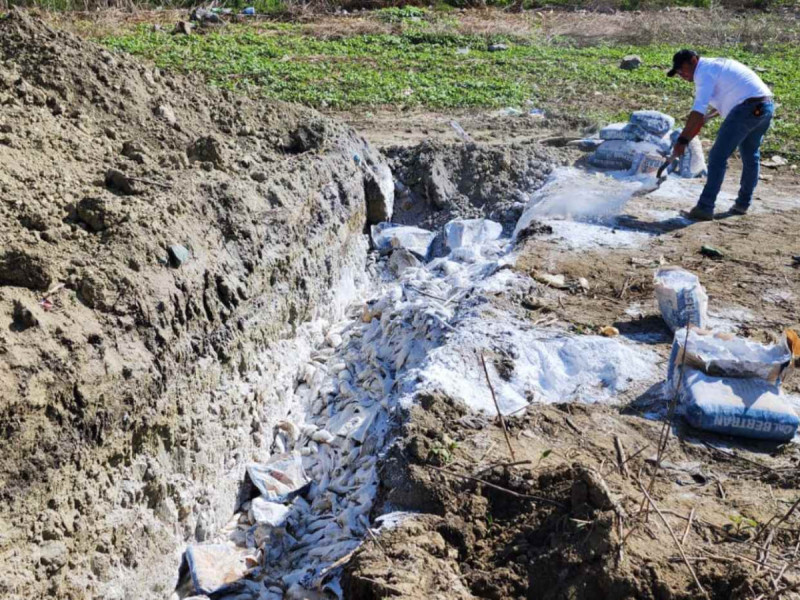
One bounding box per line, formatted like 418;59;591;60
0;10;392;599
345;388;800;600
385;140;558;231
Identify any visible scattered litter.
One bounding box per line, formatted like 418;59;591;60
449;120;472;143
700;245;724;260
600;325;620;337
653;267;708;331
488;43;509;52
680;368;799;441
246;452;310;502
241;6;255;15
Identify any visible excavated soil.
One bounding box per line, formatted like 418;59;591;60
0;10;395;600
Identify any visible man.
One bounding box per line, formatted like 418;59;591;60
667;49;774;221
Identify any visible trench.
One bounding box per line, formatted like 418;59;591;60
172;167;674;600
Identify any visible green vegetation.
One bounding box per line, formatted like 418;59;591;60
103;23;800;157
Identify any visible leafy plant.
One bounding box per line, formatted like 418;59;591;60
102;26;800;159
728;514;758;536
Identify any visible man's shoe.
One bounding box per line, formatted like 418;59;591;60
730;203;749;215
681;205;714;222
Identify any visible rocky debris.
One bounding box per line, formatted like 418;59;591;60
515;219;553;244
762;155;788;168
619;54;642;70
167;244;191;267
0;247;55;290
76;196;124;232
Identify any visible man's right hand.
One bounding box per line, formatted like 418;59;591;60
671;141;687;161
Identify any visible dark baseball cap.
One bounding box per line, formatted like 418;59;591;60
667;49;699;77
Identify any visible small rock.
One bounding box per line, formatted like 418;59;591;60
534;272;567;289
251;171;268;183
326;332;342;348
187;136;225;166
388;248;420;277
12;299;38;330
599;325;619;337
619;55;642;70
172;21;194;35
762;155;788;168
578;277;590;291
39;540;68;571
488;43;509;52
122;140;148;164
155;104;177;126
167;244;191;267
105;168;137;195
46;96;64;115
700;245;724;259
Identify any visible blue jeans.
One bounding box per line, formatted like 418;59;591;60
698;100;774;212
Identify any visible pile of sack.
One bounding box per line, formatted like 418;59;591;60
655;266;799;441
587;110;707;178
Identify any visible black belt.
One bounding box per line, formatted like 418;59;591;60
744;96;771;104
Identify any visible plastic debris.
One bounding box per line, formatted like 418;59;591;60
246;452;310;502
680;368;799;441
653;267;709;332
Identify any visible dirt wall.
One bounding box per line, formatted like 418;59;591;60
0;11;392;599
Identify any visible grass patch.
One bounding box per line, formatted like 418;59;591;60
103;25;800;157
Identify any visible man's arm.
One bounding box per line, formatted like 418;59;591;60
671;110;706;159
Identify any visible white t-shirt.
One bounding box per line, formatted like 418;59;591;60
692;57;772;118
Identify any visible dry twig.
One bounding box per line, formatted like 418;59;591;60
638;481;709;599
480;352;516;461
427;464;564;508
